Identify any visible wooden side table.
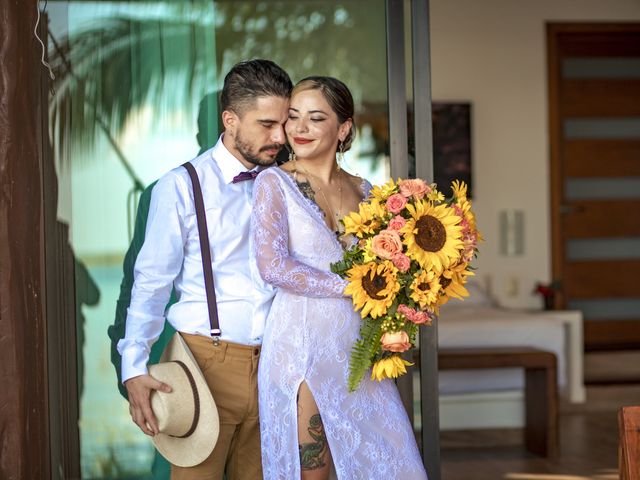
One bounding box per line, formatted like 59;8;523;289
438;347;558;457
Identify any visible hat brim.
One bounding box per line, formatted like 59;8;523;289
150;333;219;468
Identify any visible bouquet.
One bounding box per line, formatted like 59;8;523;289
331;178;481;392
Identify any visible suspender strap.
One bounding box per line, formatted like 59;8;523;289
182;162;221;344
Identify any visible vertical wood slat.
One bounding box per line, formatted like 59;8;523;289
547;24;565;308
618;406;640;480
0;1;50;479
41;14;81;471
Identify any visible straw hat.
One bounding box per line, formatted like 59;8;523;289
148;333;219;467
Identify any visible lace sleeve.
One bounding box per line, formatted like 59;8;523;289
252;170;348;298
361;178;373;199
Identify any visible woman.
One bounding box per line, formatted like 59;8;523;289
252;76;428;480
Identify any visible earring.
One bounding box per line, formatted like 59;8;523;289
286;145;296;163
336;140;346;171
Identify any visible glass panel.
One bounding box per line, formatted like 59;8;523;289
567;299;640;320
566;238;640;260
563;57;640;79
565;177;640;200
48;1;392;477
564;117;640;139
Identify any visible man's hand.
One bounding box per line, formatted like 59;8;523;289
125;374;172;436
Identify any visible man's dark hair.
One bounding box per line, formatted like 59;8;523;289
220;59;292;116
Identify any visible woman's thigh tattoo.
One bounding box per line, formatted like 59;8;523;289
299;414;328;470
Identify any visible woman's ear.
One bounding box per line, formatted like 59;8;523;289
339;118;353;142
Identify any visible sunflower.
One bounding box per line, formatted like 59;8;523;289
401;200;464;273
438;262;474;306
342;200;386;238
370;355;413;382
409;270;441;308
345;261;400;318
369;178;397;202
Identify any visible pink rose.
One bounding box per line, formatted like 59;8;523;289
398;179;430;200
410;310;432;325
386;193;408;214
370;230;403;260
388;215;407;231
397;304;416;321
381;331;411;353
392;253;410;273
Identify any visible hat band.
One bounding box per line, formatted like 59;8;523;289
169;360;200;439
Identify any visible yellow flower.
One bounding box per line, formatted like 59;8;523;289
345;261;400;318
451;180;468;202
369;178;397;202
401;200;464;273
342;200;386;238
362;238;377;262
451;180;481;238
370;355;414;382
438;262;474;306
410;270;441;308
427;190;445;203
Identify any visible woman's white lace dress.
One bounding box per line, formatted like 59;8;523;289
252;168;428;480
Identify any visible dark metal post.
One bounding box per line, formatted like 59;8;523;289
387;1;439;477
412;1;441;478
386;0;409;179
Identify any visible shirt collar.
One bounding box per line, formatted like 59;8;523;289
211;134;263;185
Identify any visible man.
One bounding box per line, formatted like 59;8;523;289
117;59;292;479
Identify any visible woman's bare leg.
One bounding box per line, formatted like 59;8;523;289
297;381;331;480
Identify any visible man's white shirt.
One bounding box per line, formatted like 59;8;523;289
117;137;275;383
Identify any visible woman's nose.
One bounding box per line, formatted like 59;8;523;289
295;120;308;133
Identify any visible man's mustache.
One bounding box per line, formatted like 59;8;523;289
259;144;283;152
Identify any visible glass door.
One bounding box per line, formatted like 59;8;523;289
45;1;435;477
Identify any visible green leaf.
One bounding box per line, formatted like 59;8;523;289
347;317;383;392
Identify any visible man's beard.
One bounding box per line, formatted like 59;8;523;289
235;130;282;167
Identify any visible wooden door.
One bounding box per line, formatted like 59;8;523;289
548;23;640;351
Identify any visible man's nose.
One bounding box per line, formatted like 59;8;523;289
272;125;286;144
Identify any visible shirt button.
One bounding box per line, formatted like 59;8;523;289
254;348;260;356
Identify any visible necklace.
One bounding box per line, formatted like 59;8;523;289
294;157;344;234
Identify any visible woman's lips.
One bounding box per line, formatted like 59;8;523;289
293;137;313;145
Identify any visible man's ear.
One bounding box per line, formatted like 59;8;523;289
222;110;237;135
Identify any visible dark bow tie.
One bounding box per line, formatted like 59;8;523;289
232;170;259;183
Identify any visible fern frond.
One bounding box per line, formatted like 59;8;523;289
347;317;383;392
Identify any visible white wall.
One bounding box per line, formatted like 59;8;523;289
430;0;640;308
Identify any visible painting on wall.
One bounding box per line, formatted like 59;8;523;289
432;102;472;198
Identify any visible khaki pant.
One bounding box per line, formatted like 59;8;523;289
171;333;262;480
